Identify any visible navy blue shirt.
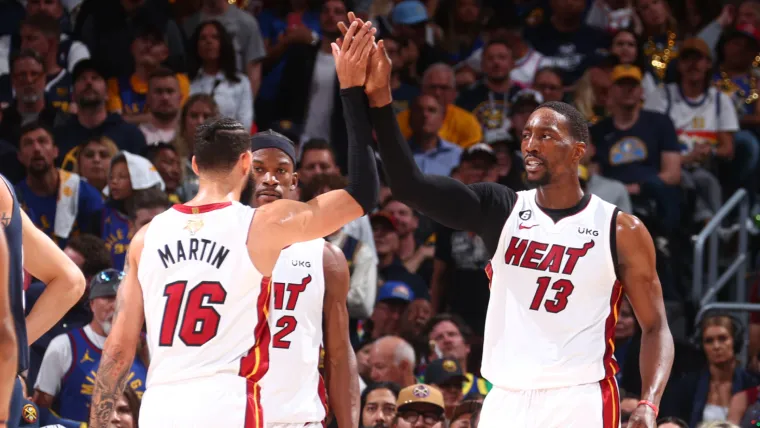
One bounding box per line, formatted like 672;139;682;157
524;21;610;84
590;110;680;184
54;113;146;171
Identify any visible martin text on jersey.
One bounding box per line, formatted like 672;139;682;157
157;238;230;269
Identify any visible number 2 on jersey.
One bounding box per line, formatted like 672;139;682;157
272;275;311;349
529;277;574;313
159;281;227;347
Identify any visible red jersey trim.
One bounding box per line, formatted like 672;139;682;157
599;377;620;428
602;280;624;378
172;202;233;214
239;276;272;428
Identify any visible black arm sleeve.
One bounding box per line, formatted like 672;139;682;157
367;103;517;256
340;87;379;214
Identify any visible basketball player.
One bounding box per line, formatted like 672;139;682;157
338;13;674;428
88;20;378;428
0;227;18;426
0;170;87;428
246;131;359;428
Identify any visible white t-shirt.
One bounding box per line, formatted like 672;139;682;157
35;324;106;396
643;83;739;154
190;71;253;130
302;51;337;143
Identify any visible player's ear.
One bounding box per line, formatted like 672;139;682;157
291;171;299;191
191;156;199;175
239;151;252;176
573;141;587;164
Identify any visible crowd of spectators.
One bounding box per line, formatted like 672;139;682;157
5;0;760;427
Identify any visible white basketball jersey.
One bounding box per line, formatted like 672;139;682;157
482;189;624;390
138;202;270;389
259;239;327;424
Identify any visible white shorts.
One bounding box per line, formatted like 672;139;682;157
479;378;621;428
139;375;263;428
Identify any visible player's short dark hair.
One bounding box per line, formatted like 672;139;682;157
10;49;46;74
141;142;177;163
129;188;171;219
299;173;348;202
360;381;401;411
65;234;112;278
21;12;61;37
299;138;336;164
148;67;178;84
534;101;590;144
424;313;473;343
193;116;250;172
18;121;54;142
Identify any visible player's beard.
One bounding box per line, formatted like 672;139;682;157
526;169;551;187
239;172;256;206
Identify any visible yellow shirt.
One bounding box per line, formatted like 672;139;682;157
397;104;483;149
106;73;191;114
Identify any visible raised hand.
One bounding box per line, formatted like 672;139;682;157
338;12;392;105
331;19;376;89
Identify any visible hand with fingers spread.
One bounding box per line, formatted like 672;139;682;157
331;19;376;89
338;12;393;106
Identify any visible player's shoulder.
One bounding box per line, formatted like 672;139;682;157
614;211;653;246
322;240;347;266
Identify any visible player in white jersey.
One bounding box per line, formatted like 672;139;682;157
87;20;380;428
244;133;358;428
337;14;675;427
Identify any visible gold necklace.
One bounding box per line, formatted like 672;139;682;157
717;55;760;105
644;30;677;81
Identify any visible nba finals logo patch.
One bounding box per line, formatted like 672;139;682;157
413;385;430;398
519;210;532;221
184;218;204;236
22;403;37;423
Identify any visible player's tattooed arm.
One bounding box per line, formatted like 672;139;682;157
0;211;9;228
90;232;146;428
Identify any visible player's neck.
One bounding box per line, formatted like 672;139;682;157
709;360;736;381
188;178;241;205
535;180;584;210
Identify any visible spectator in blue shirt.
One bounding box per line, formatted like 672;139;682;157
14;121;103;248
409;94;462;176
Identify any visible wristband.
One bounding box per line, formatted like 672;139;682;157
638;400;658;416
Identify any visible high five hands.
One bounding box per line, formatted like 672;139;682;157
333;12;393;107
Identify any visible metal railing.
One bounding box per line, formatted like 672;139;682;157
691;189;750;307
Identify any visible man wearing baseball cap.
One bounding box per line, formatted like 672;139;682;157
369;281;415;339
390;1;447;77
394;383;446;428
424;358;467;418
33;269;148;423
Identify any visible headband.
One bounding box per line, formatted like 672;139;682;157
251;133;297;165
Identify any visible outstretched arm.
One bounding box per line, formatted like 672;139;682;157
89;228;146;428
248;20;379;275
0;227;17;424
617;212;674;428
322;242;359;428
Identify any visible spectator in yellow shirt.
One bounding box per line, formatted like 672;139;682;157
396;63;483;148
105;24;189;125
